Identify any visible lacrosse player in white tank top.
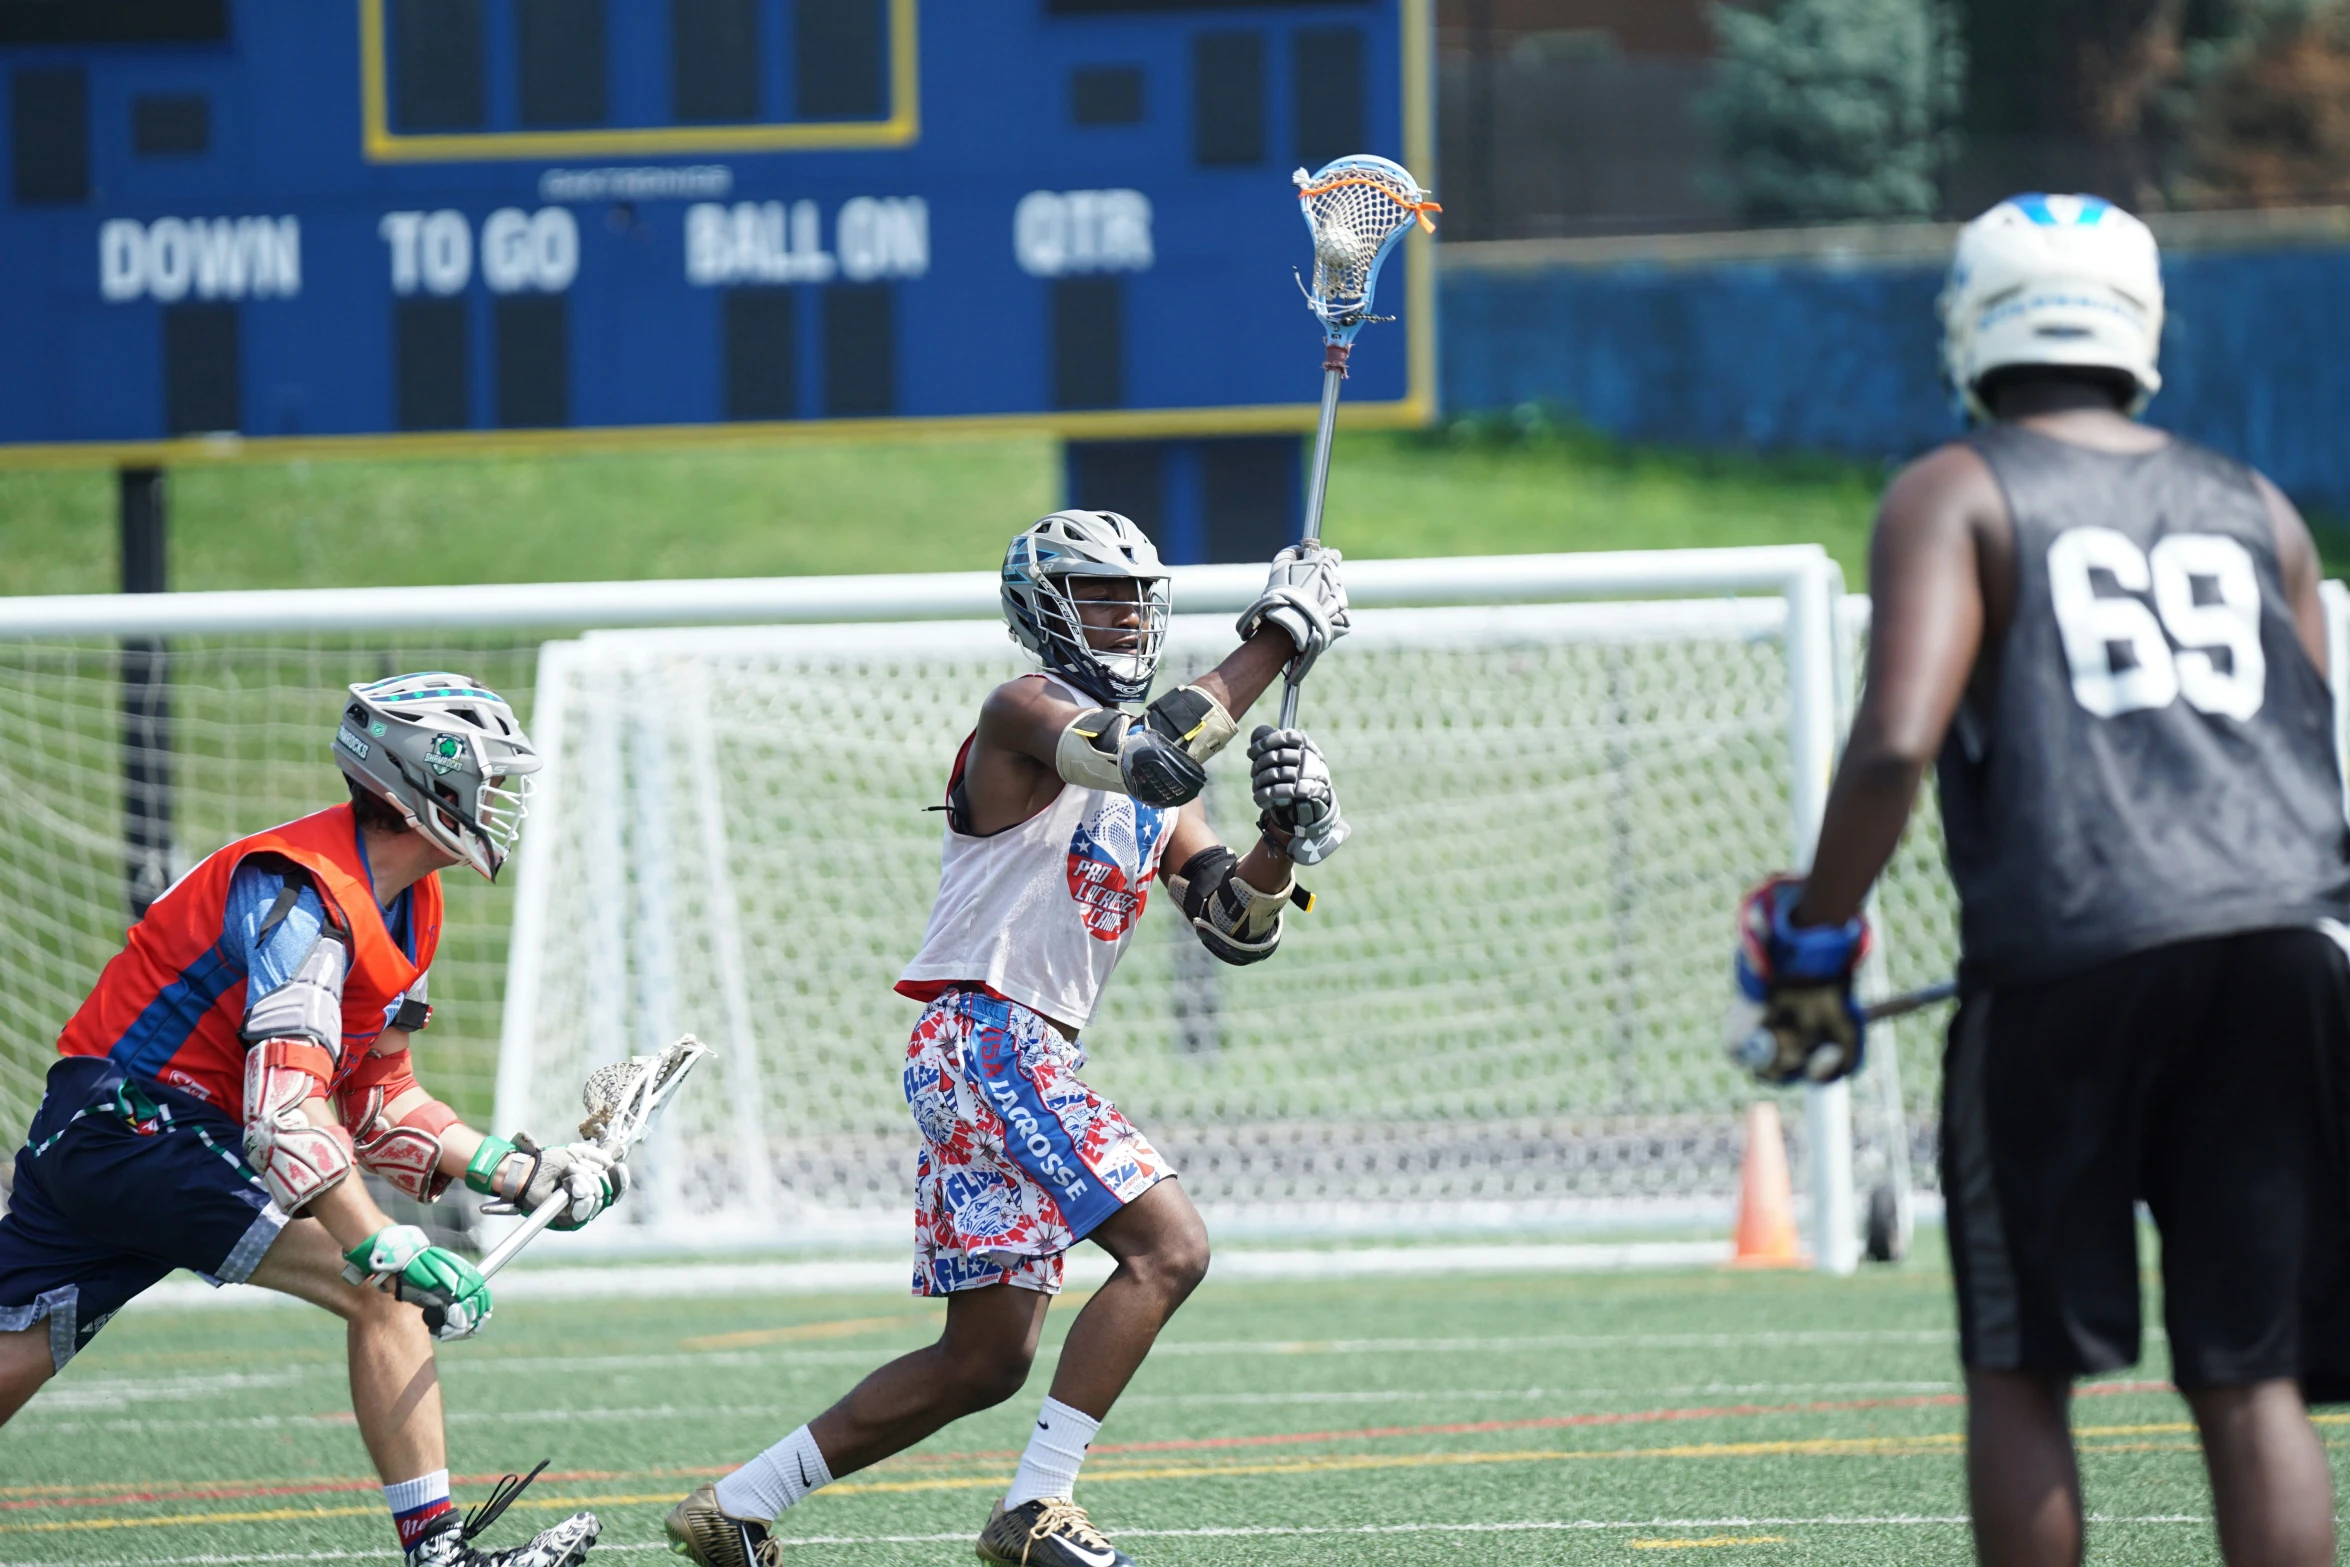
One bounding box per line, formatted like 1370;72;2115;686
667;512;1351;1567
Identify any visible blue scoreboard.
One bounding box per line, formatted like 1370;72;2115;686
0;0;1432;472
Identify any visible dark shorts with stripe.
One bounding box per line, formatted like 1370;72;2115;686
0;1056;286;1372
1942;927;2350;1391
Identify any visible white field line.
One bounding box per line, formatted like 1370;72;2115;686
22;1329;1974;1401
129;1241;1735;1311
22;1375;2191;1439
0;1514;2217;1567
16;1379;1997;1437
403;1328;1980;1378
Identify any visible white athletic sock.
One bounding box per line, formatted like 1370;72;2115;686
715;1424;834;1523
385;1470;454;1552
1003;1396;1101;1510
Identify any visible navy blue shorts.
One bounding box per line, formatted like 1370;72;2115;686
0;1056;286;1370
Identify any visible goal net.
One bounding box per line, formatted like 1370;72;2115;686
0;632;538;1149
5;550;2160;1263
500;587;1957;1255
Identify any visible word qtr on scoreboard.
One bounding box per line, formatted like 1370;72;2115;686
0;0;1433;461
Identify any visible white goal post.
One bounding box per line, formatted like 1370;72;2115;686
485;548;1890;1268
9;552;2327;1270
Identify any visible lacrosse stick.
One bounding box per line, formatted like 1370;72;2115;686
1281;155;1439;728
1732;981;1956;1080
1863;979;1956;1023
466;1034;711;1280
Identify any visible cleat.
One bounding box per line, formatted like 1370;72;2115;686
665;1482;783;1567
407;1511;599;1567
976;1499;1134;1567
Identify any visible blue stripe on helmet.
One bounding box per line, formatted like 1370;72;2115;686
2011;193;2112;227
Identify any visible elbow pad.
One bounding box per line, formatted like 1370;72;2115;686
1053;686;1237;809
242;1039;354;1213
338;1050;460;1202
1170;846;1291;966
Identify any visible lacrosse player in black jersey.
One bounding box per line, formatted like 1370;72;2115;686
1732;195;2350;1567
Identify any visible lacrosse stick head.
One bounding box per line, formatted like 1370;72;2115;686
1294;155;1438;348
578;1035;709;1154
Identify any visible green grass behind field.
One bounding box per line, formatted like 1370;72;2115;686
8;422;2350;598
0;1255;2287;1567
0;426;1891;597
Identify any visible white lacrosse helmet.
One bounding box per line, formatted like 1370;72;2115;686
1940;193;2165;421
335;673;543;881
1001;511;1172;706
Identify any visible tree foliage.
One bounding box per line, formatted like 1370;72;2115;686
1703;0;1966;222
2182;0;2350;203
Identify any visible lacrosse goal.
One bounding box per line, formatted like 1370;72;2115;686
493;549;1947;1270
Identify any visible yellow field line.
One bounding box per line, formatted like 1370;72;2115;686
679;1314;924;1352
0;1435;1973;1532
8;1414;2291;1533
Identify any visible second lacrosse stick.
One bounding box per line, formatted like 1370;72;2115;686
1282;155;1438;727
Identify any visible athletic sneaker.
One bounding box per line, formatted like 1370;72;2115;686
666;1482;783;1567
407;1510;599;1567
976;1499;1134;1567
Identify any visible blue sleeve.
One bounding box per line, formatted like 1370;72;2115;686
223;862;330;1001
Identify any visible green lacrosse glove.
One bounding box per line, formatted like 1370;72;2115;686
342;1224;492;1341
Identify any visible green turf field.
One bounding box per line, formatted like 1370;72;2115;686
0;1250;2286;1567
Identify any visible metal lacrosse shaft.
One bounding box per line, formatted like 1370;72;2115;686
1278;348;1350;728
1861;979;1957;1023
473;1192;566;1280
376;1036;708;1295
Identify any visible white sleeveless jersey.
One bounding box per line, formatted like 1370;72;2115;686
897;675;1178;1029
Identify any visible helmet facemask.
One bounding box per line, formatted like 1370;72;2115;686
1034;568;1172;705
405;746;537;882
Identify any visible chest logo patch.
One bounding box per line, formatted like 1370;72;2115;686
1065;797;1170;942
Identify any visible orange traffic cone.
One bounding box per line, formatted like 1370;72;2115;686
1731;1100;1804;1268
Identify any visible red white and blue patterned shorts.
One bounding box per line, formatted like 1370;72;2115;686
902;989;1170;1297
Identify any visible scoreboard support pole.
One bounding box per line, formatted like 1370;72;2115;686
1064;437;1306;566
120;467;174;921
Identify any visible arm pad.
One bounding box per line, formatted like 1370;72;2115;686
338;1050;460;1202
1170;846;1291;966
242;1038;353;1212
1053;686;1237;809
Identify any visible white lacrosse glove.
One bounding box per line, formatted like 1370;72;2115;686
1250;725;1349;866
1236;544;1350;672
473;1134;629;1231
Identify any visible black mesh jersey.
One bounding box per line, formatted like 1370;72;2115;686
1936;424;2350;983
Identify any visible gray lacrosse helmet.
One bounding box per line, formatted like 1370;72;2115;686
334;673;543;881
1001;510;1172;705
